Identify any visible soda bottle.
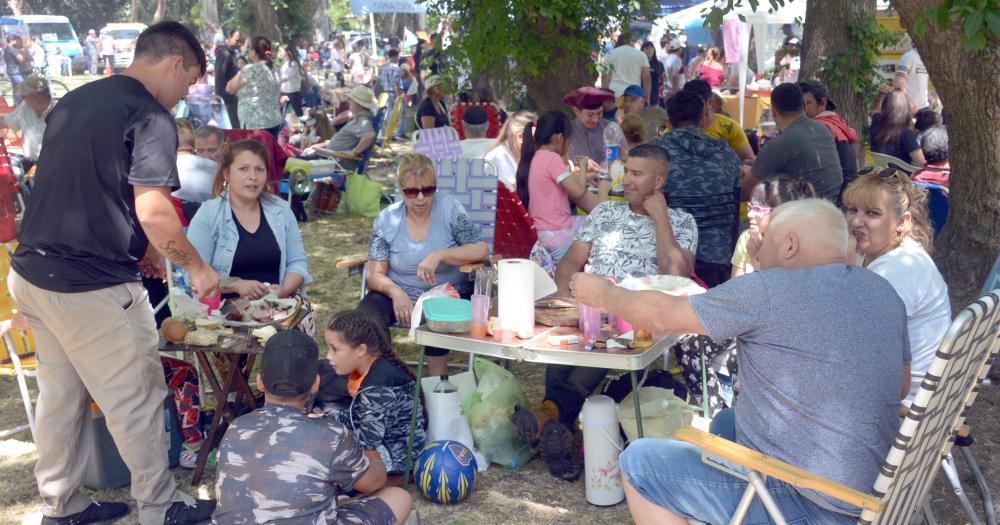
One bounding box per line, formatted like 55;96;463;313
432;375;457;394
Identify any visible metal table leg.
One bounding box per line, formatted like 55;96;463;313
404;347;426;488
630;369;644;438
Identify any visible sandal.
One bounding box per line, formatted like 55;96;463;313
511;400;559;448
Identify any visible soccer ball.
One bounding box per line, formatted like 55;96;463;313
413;440;478;504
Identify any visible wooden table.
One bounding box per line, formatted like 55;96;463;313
160;333;262;485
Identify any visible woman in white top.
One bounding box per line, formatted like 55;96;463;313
484;110;536;190
844;168;951;403
278;44;304;117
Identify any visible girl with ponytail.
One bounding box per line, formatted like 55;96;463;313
322;309;425;482
225;35;283;137
515;110;610;263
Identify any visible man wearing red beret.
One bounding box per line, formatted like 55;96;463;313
564;86;628;168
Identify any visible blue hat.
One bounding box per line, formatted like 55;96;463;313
623;84;644;98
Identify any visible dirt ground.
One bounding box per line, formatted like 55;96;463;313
0;147;996;524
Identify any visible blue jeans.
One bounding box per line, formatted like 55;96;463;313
619;409;857;525
10;73;23;105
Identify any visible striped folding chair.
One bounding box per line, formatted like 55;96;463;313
673;290;1000;525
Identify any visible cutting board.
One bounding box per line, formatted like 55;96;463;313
535;306;579;327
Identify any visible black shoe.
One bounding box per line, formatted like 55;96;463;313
41;502;130;525
163;500;216;525
538;420;582;482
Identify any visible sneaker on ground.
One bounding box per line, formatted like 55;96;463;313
41;501;130;525
163;499;216;525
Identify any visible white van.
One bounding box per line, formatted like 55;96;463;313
101;23;147;70
0;15;84;72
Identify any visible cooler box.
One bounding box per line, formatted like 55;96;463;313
83;396;184;490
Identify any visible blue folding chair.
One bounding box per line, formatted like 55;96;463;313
913;181;949;239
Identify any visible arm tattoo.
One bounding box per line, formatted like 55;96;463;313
159;240;194;267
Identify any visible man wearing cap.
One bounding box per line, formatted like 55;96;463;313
0;74;54;166
214;330;413;525
660;38;686;98
565;86;628;167
459;106;493;158
617;84;647;122
800;80;858;194
303;85;377;170
602;34;651;105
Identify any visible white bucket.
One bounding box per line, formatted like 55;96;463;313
579;395;624;506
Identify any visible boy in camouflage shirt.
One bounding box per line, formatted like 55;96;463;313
213;331;413;525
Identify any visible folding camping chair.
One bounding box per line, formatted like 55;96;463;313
449;102;502;140
673;289;1000;525
913;181;949;239
0;244;36;443
871;151;922;174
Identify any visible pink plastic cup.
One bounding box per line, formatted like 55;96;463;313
577;303;602;342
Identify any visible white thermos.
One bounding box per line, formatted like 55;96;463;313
579;395;625;506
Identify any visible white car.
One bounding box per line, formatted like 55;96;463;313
100;22;147;70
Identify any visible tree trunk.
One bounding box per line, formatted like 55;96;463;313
152;0;166;23
202;0;219;29
518;18;596;113
129;0;139;22
7;0;25;16
892;0;1000;311
253;0;281;42
313;0;331;42
799;0;876;167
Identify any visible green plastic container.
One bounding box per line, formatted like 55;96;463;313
423;297;472;333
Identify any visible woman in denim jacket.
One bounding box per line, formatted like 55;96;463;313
187;139;312;300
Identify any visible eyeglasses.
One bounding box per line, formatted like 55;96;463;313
748;203;772;214
401;185;437;198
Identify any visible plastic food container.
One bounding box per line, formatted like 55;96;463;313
423;297;472;333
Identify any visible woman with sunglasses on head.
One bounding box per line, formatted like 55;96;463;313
360;154;489;376
675;177;815;416
843;168;949;403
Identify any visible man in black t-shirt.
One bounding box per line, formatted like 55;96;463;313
214;29;243;129
8;21;220;525
3;37;26;103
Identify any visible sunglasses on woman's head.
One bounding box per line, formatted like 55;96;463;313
748;203;772;214
401;185;437;198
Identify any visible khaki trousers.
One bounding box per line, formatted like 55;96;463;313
8;270;194;524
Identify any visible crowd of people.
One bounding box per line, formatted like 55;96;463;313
0;13;961;525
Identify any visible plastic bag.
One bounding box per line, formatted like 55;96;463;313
461;358;534;469
407;283;459;337
337;173;383;218
421;372;488;472
618;386;699;442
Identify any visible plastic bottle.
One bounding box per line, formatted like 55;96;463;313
432;375;457;394
602;122;623;175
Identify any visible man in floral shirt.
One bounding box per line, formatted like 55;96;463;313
514;143;697;482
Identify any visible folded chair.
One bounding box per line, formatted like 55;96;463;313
870;151;922;174
0;244;36;442
673;289;1000;525
913;181;949;239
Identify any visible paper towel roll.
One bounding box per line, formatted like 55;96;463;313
498;259;535;339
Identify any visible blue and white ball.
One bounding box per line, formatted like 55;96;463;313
414;440;478;504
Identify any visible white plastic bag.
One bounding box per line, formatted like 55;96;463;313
421;372;488;472
618;386;698;442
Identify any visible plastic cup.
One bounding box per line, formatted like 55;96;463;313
199;293;221;314
608;313;633;335
578;303;602;342
470;294;489;338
